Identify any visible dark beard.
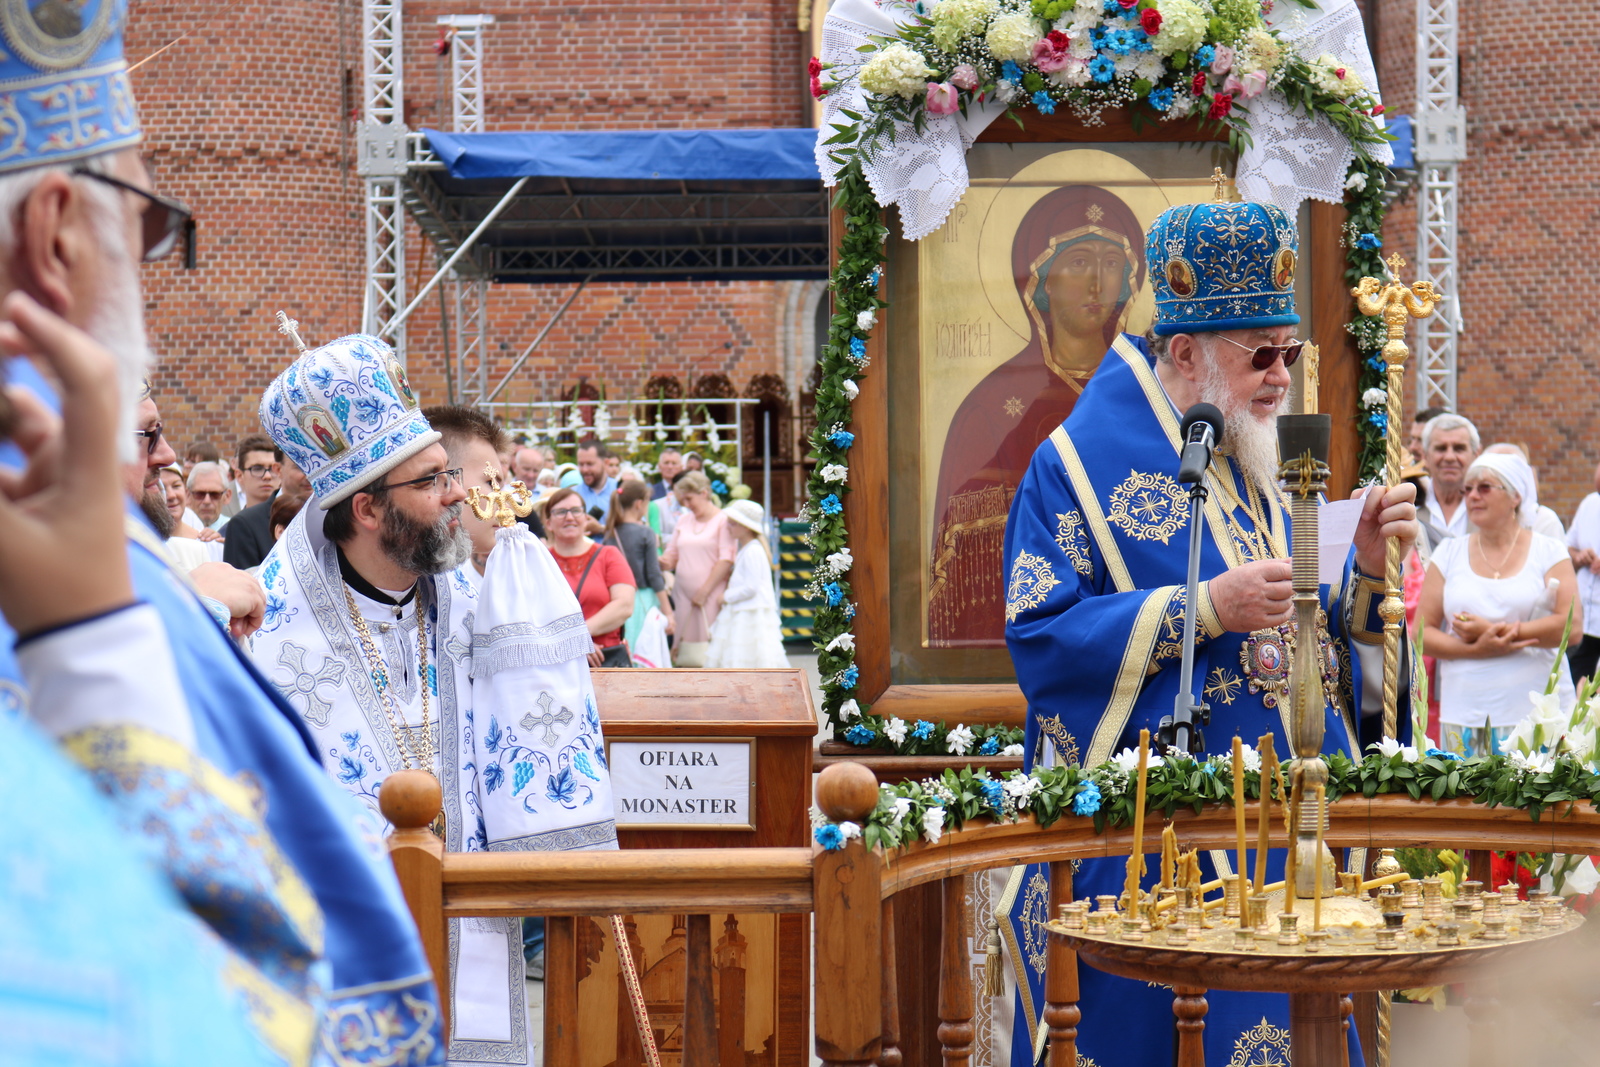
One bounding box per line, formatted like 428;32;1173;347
140;489;176;538
380;501;470;576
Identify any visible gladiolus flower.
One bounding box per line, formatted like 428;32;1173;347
925;81;960;114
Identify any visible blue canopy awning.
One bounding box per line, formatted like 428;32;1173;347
408;128;828;284
1386;115;1413;170
422;128;823;183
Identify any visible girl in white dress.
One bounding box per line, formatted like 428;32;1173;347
1419;452;1580;755
705;500;790;669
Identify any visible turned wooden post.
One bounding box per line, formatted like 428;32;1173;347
683;914;717;1067
1045;863;1081;1067
937;876;974;1067
814;762;883;1067
545;916;580;1064
879;897;902;1067
1290;991;1346;1067
381;770;450;1042
1172;987;1208;1067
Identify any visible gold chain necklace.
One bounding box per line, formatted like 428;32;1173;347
1473;528;1522;579
342;583;436;772
1212;457;1284;563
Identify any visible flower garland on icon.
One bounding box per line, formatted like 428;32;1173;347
808;0;1399;747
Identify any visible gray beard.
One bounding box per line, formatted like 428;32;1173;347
1196;346;1290;492
380;501;471;576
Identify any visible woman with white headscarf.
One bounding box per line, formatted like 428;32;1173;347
1419;451;1581;755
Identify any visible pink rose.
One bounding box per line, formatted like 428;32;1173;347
925;81;960;115
1210;45;1234;76
949;63;980;91
1031;31;1072;73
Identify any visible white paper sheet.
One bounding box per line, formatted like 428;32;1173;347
1318;497;1365;585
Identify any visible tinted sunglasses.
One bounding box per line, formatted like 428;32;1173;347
1214;334;1305;371
71;168;192;262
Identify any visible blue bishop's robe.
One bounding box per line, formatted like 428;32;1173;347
999;335;1405;1067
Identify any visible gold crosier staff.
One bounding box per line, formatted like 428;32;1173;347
1350;253;1442;741
1350;253;1441;1067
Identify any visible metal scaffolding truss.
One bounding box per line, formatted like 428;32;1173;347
1413;0;1466;412
439;14;493;135
359;0;407;359
438;14;494;404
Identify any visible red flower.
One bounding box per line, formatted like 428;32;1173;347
1208;92;1234;119
1372;103;1386;115
811;74;827;99
809;56;823;78
1117;0;1138;7
1139;8;1162;34
1191;71;1207;96
1046;29;1070;49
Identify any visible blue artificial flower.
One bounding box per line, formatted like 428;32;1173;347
1102;0;1120;12
981;779;1006;813
844;723;876;746
341;730;361;752
1368;409;1388;431
911;720;934;740
1366;355;1386;372
711;479;729;496
546;766;577;806
1148;86;1175;111
1072;780;1103;816
840;665;860;689
1425;748;1464;761
829;429;855;450
815;824;846;850
819;493;843;515
337;755;367;785
979;736;1000;756
1355;232;1383;250
1089;55;1116;83
866;267;882;288
483;761;504;794
844;603;857;619
1195;44;1216;67
1001;59;1023;83
1031;90;1056;115
823;581;844;606
848;336;867;361
1105;30;1134;56
1090;26;1108;47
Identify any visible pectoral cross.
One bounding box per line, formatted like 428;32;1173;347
467;463;535;528
1210;167;1232;202
276;310;308;353
522;691;574;747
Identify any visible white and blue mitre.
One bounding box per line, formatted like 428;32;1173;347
259;332;438;508
0;0;140;172
1146;198;1299;336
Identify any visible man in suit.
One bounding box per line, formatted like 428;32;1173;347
223;455;308;569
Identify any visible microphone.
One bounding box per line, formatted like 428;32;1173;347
1177;403;1224;485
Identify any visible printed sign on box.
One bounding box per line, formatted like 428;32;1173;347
607;737;756;830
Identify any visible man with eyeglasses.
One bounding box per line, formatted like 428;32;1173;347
253;334;591;1067
233;433;281;512
185;461;231;533
998;196;1419;1067
0;2;443;1063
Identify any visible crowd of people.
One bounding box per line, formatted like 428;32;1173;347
1403;407;1596;754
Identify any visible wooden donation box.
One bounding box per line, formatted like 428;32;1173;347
581;668;816;1067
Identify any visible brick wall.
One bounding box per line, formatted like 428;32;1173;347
1372;0;1600;521
129;0;817;462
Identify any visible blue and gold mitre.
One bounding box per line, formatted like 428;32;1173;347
259;335;440;509
0;0;141;173
1145;200;1299;336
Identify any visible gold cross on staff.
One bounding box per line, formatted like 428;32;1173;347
276;310;307;353
466;463;535;528
1210;167;1232;202
1384;252;1407;278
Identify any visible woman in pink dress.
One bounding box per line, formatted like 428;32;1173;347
659;470;736;660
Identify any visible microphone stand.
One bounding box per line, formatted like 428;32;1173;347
1160;477;1211;757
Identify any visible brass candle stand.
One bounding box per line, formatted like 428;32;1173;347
466;464;535;528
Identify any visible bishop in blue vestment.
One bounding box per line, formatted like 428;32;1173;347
1000;197;1418;1066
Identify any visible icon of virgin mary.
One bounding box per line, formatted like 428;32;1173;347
928;184;1146;647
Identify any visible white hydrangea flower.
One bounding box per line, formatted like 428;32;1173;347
984;12;1041;63
884;716;908;745
838;698;861;720
842;379;860;401
826;547;854;573
826;632;857;653
859;41;936;99
923;805;947;844
1362;387;1387;408
946;723;975;755
1233;27;1284;76
856;308;877;331
820;463;849;483
838;820;862;840
930;0;998;51
1307;53;1366;98
1150;0;1208;57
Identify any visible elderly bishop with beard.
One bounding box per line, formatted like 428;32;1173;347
253;334;614;1067
1000;198;1417;1066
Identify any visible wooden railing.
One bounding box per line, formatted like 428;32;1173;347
382;764;1600;1067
